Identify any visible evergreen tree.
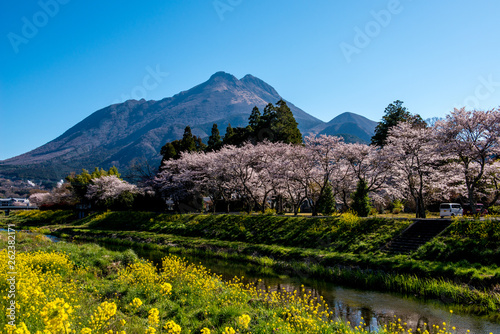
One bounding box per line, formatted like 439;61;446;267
351;179;371;217
181;126;196;152
261;103;275;128
316;181;336;215
194;136;206;151
207;123;222;151
371;100;425;147
248;106;261;130
223;123;235;145
272;99;303;144
159;142;178;169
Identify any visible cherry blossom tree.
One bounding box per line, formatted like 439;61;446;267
29;192;52;207
86;175;138;209
435;107;500;211
28;183;76;209
384;122;439;218
305;135;346;215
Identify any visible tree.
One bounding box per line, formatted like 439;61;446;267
159;127;206;170
160;142;180;167
66;167;121;203
86;175;138;210
207;123;222;151
316;181;336;215
351;179;371;217
305;135;345;215
384;122;439;218
248;106;261;130
371;100;425;147
181;126;197;153
435;107;500;211
272;99;303;144
223;123;235;145
342;142;389;197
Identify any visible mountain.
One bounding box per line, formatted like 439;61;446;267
0;72;377;181
310;112;377;143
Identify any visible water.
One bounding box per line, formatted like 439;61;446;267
104;244;500;334
3;230;498;334
0;228;60;242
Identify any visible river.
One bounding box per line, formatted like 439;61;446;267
3;230;499;334
102;243;500;334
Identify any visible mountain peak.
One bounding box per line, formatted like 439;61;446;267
240;74;279;97
0;71;325;180
209;71;238;81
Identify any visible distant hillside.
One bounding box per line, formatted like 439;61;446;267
0;72;378;181
0;72;323;180
311;112;377;143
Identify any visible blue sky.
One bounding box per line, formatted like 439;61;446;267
1;0;500;160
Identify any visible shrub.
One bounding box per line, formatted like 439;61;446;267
351;180;371;217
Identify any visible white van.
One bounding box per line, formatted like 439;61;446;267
440;203;463;218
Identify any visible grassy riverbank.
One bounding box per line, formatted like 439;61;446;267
1;231;470;334
3;210;500;319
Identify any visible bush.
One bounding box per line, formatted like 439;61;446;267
391;199;404;214
351;180;371;217
316;182;336;215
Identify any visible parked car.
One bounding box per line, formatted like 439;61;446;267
462;203;488;216
440;203;463;218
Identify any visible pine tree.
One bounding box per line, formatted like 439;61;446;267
272;99;303;144
194;136;206;151
181;126;196;152
248;106;261;130
223;123;235;145
316;181;336;215
351;179;371;217
371;100;425;147
159;142;178;168
207;123;222;151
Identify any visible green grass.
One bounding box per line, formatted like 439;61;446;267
0;232;381;333
4;210;500;318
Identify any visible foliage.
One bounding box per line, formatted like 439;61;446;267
159;126;206;165
371;100;425;147
86;175;139;210
351;179;371;217
391;199;404;214
206;123;222;151
434;107;500;210
0;232;480;333
66;166;121;202
316;181;336;215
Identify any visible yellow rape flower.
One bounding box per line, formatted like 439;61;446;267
40;298;73;333
89;301;117;331
148;308;160;326
237;314;251;329
130;298;142;308
223;327;235;334
163;320;181;334
160;282;172;295
200;328;211;334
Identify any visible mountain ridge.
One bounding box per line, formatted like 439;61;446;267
0;71;377;180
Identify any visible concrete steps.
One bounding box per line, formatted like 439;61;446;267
383;219;451;254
